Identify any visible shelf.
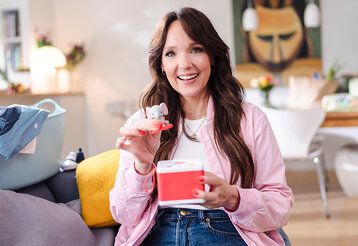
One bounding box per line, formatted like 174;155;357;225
1;4;28;86
3;36;21;44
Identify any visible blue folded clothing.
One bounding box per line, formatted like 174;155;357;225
0;105;49;160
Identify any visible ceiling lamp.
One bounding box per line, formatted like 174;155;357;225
304;0;321;28
242;0;258;31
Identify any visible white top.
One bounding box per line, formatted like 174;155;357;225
169;117;210;210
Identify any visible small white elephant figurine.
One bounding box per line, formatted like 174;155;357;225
146;103;169;123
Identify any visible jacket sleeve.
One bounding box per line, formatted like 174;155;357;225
109;111;155;226
226;109;294;232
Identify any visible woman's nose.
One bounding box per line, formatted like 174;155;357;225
178;53;192;69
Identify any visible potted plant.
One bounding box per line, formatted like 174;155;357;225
250;75;276;107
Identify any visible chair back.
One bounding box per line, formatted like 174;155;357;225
262;107;325;158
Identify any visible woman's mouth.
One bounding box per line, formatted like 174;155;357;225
177;73;199;82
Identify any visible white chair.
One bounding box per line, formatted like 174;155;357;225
262;106;330;218
335;144;358;197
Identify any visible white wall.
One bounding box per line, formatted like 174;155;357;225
49;0;234;156
321;0;358;74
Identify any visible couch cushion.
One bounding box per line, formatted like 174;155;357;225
0;190;94;246
65;199;119;246
76;149;119;227
16;181;56;202
46;170;79;203
91;226;118;246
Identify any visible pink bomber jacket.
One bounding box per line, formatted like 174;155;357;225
109;97;294;246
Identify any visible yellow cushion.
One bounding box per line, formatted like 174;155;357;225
76;149;119;227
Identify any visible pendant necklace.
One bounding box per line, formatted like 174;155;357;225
185;116;207;142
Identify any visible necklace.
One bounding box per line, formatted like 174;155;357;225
185;116;207;142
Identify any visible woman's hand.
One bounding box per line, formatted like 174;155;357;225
194;172;240;211
116;119;165;175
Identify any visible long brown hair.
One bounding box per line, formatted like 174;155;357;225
141;7;254;188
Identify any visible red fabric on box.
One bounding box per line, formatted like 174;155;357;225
157;170;204;201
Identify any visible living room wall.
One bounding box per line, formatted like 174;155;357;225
321;0;358;74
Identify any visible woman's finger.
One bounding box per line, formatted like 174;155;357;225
119;127;144;137
116;136;130;150
119;119;163;137
137;119;163;131
194;189;217;202
201;171;222;187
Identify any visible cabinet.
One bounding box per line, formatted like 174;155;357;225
0;0;31;90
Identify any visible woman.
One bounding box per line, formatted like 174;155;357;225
110;7;293;246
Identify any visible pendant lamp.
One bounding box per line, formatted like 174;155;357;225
242;0;258;31
304;0;320;28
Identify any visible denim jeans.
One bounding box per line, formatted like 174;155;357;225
278;227;291;246
142;208;247;246
142;208;291;246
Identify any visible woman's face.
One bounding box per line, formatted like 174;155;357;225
161;20;211;101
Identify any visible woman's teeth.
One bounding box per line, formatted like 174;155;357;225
177;74;198;80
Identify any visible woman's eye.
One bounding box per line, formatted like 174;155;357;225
165;51;175;57
192;47;204;53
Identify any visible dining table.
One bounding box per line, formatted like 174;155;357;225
321;112;358;127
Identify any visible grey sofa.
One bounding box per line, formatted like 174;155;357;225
1;170;119;246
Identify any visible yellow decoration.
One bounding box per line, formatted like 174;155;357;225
250;75;275;91
76;149;120;227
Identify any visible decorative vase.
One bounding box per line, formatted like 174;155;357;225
262;89;272;107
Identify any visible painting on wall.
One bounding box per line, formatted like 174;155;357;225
233;0;321;86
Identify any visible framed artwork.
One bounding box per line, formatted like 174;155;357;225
233;0;321;87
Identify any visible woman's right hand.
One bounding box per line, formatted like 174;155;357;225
116;119;164;175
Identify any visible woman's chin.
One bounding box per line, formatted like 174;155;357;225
179;89;208;100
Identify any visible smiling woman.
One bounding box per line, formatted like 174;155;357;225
110;7;293;246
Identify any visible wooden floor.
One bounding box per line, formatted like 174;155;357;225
284;171;358;246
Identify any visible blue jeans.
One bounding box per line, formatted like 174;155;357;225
142;208;291;246
142;208;247;246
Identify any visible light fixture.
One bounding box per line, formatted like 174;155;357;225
30;46;67;93
304;0;320;28
242;0;258;31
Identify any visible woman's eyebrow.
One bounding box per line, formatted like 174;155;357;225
163;42;203;52
163;45;176;50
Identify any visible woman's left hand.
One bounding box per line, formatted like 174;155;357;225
194;171;240;211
